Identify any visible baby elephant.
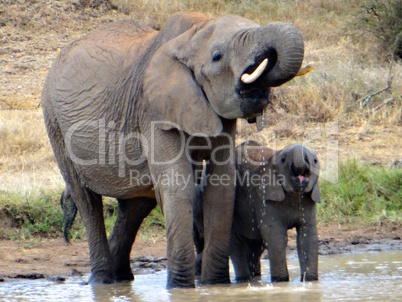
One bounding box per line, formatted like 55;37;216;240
231;140;320;283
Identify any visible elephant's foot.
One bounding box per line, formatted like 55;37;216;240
88;270;115;284
235;276;252;283
167;269;195;288
271;275;289;282
200;248;231;285
301;274;318;282
167;279;195;289
114;269;134;282
201;274;231;285
167;282;195;289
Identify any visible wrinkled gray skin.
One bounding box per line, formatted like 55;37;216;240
230;140;320;282
42;12;304;288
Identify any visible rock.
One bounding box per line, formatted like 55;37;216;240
69;269;84;277
12;273;45;279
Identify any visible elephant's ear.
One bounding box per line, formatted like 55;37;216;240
310;182;321;203
143;22;222;136
256;164;286;202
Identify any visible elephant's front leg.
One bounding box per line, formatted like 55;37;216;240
157;170;196;288
201;158;235;285
145;126;197;288
296;205;319;281
230;230;252;282
264;223;289;282
108;197;157;281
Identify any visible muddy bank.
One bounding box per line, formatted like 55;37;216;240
0;255;168;283
317;236;402;256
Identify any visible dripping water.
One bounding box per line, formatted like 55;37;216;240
298;144;308;261
298;191;308;281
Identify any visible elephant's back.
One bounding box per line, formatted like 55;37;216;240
43;18;156;133
235;140;275;170
58;18;156;65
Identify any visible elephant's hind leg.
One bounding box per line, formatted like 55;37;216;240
77;189;116;284
60;182;115;283
108;197;157;281
43;108;115;284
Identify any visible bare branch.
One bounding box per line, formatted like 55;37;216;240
359;63;394;109
359;82;392;108
373;97;395;111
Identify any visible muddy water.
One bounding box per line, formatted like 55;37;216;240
1;251;401;301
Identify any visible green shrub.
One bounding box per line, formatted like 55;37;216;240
0;190;64;239
318;159;402;223
143;206;165;228
0;190;165;241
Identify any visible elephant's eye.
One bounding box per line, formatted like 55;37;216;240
314;158;318;164
281;157;286;164
212;51;223;62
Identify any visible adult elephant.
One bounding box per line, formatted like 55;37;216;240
42;12;305;288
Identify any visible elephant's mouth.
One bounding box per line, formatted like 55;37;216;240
236;86;270;119
290;163;311;192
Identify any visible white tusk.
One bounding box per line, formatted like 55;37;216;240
296;62;314;76
241;58;268;84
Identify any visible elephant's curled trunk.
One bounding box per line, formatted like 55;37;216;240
253;22;304;87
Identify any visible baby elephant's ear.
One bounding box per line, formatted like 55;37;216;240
310;182;321;203
143;26;222;137
257;165;286;202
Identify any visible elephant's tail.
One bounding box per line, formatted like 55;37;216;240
60;189;77;244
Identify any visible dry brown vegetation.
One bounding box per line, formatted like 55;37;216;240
0;0;401;199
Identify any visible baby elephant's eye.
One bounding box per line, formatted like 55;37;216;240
212;51;223;62
281;157;286;164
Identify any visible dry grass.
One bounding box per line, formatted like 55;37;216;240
0;110;63;194
0;0;401;200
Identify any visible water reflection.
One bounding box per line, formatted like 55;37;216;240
0;251;401;302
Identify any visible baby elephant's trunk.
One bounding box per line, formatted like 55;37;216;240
291;146;311;188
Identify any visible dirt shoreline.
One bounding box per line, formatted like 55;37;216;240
0;222;401;282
